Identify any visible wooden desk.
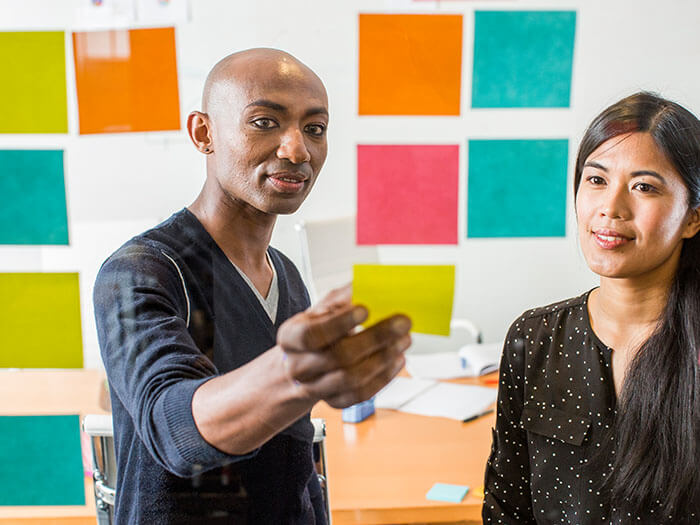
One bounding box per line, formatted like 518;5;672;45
311;374;498;525
0;369;107;525
0;370;497;525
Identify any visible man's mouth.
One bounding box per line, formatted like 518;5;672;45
267;172;308;193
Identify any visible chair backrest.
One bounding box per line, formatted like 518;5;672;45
82;415;331;524
295;216;378;303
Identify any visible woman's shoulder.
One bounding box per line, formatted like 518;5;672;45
507;290;592;335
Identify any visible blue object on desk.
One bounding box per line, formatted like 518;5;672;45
342;398;375;423
426;482;470;503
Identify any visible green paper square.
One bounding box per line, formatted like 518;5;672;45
0;31;68;133
467;139;568;238
0;150;69;245
472;11;576;108
0;273;83;369
0;415;85;506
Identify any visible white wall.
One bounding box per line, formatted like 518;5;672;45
1;0;700;368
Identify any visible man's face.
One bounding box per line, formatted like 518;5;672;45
206;58;328;216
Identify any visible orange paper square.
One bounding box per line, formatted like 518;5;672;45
359;14;463;116
73;27;180;134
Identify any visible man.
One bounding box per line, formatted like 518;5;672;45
93;48;411;524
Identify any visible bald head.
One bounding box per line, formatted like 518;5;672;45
187;48;329;216
202;48;326;114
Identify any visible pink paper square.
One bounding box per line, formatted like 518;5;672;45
357;145;459;244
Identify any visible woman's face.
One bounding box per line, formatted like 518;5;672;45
576;132;700;281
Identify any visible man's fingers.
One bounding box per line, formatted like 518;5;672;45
310;283;352;315
330;314;411;367
277;303;367;353
303;348;407;408
286;330;412;384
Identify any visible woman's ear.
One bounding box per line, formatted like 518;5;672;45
187;111;214;154
682;206;700;239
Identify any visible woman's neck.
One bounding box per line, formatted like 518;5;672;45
589;272;673;353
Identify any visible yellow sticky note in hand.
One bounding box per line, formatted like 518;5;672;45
352;264;455;336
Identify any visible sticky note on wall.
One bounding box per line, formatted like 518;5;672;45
472;11;576;108
0;415;85;505
353;264;455;336
73;26;180;134
0;150;69;245
0;273;83;368
0;31;68;133
467;139;568;238
357;145;459;245
359;14;463;115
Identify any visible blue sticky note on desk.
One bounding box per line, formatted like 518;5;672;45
426;482;469;503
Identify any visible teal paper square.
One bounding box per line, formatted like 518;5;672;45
426;482;469;503
467;139;568;238
0;415;85;506
0;150;69;245
472;11;576;108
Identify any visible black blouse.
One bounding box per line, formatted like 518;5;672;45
482;290;698;524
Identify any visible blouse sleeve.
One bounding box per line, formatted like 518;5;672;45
482;318;536;523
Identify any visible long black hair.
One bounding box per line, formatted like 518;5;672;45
574;92;700;521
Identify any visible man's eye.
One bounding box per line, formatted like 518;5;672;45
304;124;326;136
252;118;277;129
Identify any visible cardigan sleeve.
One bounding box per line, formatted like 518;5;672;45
93;242;257;478
482;317;536;524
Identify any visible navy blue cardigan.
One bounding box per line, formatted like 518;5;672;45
93;209;324;524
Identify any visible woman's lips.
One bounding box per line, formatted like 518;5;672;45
592;229;633;249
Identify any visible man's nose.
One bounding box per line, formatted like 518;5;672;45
599;184;631;220
277;127;311;164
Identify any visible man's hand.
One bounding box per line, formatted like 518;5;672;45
277;285;412;408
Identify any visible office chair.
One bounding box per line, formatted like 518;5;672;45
295;216;482;346
82;415;331;524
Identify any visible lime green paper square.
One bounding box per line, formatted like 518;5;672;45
353;265;455;336
0;273;83;368
0;31;68;133
0;150;69;245
0;415;85;505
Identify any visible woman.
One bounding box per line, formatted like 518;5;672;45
483;92;700;523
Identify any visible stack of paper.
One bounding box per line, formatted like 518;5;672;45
405;342;502;380
375;377;497;421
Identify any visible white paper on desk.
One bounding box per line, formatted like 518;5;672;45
399;382;498;421
405;352;467;380
374;377;436;410
458;343;502;377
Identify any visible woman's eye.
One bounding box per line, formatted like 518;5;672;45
305;124;326;136
634;182;657;193
252;118;277;129
586;175;605;185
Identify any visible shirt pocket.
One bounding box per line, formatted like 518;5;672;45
520;405;591;446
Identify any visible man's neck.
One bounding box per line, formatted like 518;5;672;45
188;184;276;274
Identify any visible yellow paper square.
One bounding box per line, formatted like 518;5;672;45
0;273;83;368
353;265;455;336
0;31;68;133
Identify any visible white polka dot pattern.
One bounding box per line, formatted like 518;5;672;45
481;291;698;524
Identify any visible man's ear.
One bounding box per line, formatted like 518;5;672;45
682;206;700;239
187;111;213;154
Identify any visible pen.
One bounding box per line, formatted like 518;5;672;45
462;409;494;423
